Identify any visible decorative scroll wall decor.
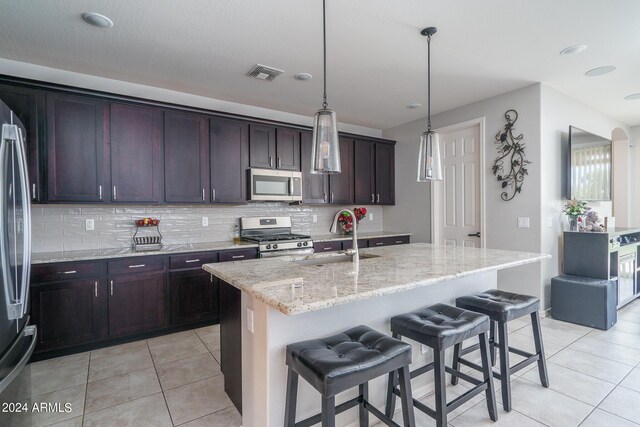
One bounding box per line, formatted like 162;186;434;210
491;109;531;201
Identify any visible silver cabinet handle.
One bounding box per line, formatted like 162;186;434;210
277;157;281;168
202;188;205;201
232;255;245;259
330;192;334;203
128;264;146;268
269;156;273;168
210;274;214;283
211;188;216;202
94;281;98;298
323;247;333;250
395;240;403;244
99;185;103;200
58;270;77;275
185;259;201;263
376;194;380;203
113;186;117;200
371;194;374;203
110;280;114;296
323;192;327;202
375;242;384;246
32;183;36;200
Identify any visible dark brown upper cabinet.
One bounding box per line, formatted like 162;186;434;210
45;93;109;203
249;124;300;171
110;103;163;203
164;111;209;203
0;84;41;202
210;118;249;203
354;140;395;205
328;137;354;204
300;131;328;204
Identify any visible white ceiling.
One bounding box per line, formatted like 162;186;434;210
1;0;639;129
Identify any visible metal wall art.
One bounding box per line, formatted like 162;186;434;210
491;109;531;201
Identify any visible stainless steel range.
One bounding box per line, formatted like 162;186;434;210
240;217;314;258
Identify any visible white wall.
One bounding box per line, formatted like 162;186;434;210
384;84;544;300
632;126;640;225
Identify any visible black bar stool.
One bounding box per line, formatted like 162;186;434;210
285;325;416;427
454;289;549;412
385;303;497;427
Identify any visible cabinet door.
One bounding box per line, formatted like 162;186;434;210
300;131;328;203
108;272;166;337
0;84;41;202
164;111;209;203
354;139;375;204
275;128;300;171
249;124;276;169
46;93;109;202
170;269;218;325
328;137;354;204
110;103;163;203
211;118;249;203
31;279;104;352
375;143;395;205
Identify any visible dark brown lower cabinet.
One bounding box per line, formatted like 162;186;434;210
170;269;218;325
108;273;166;337
219;280;242;413
31;279;104;351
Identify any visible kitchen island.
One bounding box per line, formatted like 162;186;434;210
203;243;549;426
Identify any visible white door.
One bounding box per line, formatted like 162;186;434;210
433;123;483;247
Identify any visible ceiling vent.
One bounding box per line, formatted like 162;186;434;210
247;64;284;81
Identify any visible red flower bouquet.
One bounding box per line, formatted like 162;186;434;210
338;207;367;234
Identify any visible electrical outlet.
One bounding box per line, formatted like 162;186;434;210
517;217;530;228
85;219;95;231
369;213;374;221
202;217;209;227
420;344;428;354
246;308;254;333
312;215;317;223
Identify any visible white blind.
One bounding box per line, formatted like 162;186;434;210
571;144;611;200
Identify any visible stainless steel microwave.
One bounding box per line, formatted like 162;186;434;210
249;168;302;202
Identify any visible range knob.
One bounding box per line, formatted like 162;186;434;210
297;242;302;247
266;244;271;250
273;244;278;249
303;241;308;246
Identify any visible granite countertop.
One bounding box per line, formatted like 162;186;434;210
203;243;550;315
31;241;258;264
312;231;411;242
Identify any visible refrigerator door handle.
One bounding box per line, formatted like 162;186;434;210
0;125;13;318
0;325;37;395
16;126;31;318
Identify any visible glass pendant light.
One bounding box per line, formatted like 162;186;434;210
417;27;443;182
311;0;341;174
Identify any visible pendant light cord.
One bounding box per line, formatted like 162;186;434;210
322;0;328;109
427;34;432;131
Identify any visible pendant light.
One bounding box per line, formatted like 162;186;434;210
310;0;341;174
417;27;443;182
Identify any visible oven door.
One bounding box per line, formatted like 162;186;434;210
249;169;302;201
259;248;314;258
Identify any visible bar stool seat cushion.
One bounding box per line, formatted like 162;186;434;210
390;303;489;350
456;289;539;322
286;325;412;397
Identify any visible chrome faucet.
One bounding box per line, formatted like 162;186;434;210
329;209;359;263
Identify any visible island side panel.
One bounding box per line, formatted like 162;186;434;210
240;270;498;427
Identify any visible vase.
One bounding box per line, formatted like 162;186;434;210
569;216;578;231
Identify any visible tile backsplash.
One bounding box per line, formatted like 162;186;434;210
31;203;384;253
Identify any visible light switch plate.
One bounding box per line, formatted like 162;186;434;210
246;308;254;333
517;217;530;228
85;219;95;231
312;215;317;223
369;213;374;221
202;217;208;227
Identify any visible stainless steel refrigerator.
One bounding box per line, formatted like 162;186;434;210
0;97;37;402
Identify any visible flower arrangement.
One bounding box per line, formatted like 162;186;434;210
337;207;367;234
562;199;590;231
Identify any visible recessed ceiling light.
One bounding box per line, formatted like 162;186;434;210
81;12;114;28
585;66;616;77
624;93;640;101
560;45;587;56
407;103;422;109
294;73;312;81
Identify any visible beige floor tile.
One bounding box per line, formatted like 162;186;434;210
619;367;640;393
611;319;640;334
549;347;632;383
194;324;220;336
43;416;83;427
29;352;90;373
522;362;615;406
587;328;640;350
618;309;640;324
450;401;544;426
568;335;640;366
14;384;86;427
149;335;208;365
212;349;221;365
156;352;221;390
90;340;148;360
147;330;197;348
23;361;88;398
519;318;587;347
180;406;242;427
164;376;233;425
83;393;172;427
198;331;221;352
417;382;488;421
598;386;640;423
88;347;153;382
85;367;161;413
506;317;531;333
580;408;640;427
505;378;593;427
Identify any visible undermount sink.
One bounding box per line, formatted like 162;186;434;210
295;253;380;267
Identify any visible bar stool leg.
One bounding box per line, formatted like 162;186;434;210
531;311;549;387
478;332;498;421
397;366;416;427
497;322;512;412
385;367;398;417
284;368;298;427
359;382;369;427
451;343;461;386
321;395;336;427
433;349;447;427
489;320;497;366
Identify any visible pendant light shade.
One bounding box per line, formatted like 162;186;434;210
310;0;341;175
311;108;341;174
416;26;443;182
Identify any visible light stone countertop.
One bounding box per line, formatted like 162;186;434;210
312;231;411;242
203;243;551;315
